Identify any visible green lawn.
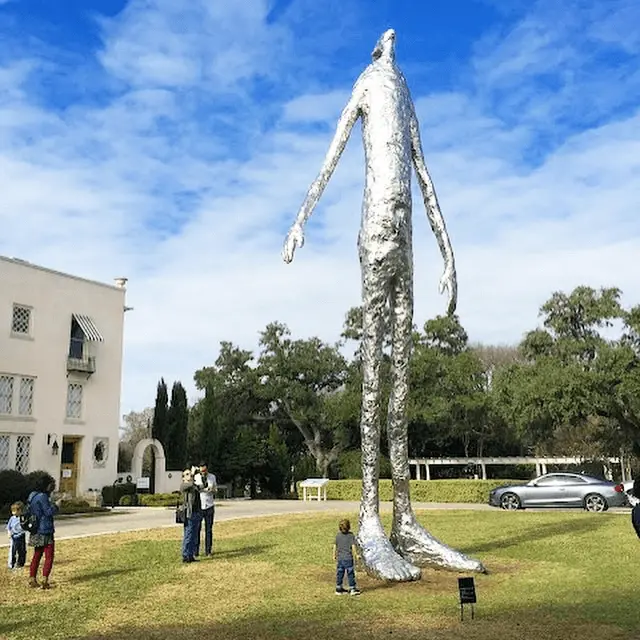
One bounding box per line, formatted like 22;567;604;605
1;510;638;640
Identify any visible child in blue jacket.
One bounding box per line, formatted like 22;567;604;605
6;502;26;569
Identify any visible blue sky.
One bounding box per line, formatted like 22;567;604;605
1;0;639;416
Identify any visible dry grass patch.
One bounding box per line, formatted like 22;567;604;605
1;510;638;640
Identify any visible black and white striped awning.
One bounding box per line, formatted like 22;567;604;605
72;314;104;342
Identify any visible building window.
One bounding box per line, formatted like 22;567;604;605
69;317;85;360
11;305;31;335
66;383;83;419
0;375;14;414
18;378;34;416
0;435;9;470
15;435;30;473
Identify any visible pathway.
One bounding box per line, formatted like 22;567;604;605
1;499;630;546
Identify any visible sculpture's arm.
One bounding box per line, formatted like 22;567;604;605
292;88;363;229
409;109;454;264
282;83;363;264
409;107;457;314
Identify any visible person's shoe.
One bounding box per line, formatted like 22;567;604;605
335;587;347;595
41;577;51;590
349;588;361;596
190;556;199;562
28;577;39;588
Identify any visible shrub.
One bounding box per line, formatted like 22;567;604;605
57;498;103;514
296;479;527;502
118;494;139;506
0;469;57;510
60;498;90;509
58;504;107;515
138;493;179;507
0;470;27;509
102;482;137;507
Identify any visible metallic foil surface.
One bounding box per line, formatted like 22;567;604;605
283;29;485;580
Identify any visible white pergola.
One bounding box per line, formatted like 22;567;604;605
409;456;627;482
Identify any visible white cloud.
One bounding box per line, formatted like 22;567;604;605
97;0;292;90
0;0;638;417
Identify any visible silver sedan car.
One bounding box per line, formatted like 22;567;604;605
488;472;628;512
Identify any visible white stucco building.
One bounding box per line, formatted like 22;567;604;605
0;256;127;498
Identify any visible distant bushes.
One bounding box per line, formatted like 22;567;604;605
0;470;56;512
297;479;525;503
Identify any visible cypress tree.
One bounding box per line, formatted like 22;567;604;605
166;381;189;469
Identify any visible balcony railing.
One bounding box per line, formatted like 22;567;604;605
67;356;96;375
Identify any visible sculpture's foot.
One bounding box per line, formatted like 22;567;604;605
391;513;487;574
356;515;421;582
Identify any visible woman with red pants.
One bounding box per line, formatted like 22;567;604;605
27;475;61;589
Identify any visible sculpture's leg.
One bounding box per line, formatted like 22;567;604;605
387;252;487;574
356;251;421;582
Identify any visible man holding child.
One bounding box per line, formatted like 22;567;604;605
194;461;217;557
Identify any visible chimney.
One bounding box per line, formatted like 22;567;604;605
114;277;128;289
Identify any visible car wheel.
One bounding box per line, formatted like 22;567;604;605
500;492;521;510
584;493;608;512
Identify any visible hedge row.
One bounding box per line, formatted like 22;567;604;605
118;493;179;507
297;479;525;503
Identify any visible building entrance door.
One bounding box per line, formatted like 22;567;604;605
59;437;81;497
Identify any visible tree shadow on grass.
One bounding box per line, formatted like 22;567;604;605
66;568;140;584
208;543;274;560
460;515;609;555
65;589;637;640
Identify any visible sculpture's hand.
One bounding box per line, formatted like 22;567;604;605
438;262;457;315
282;223;305;264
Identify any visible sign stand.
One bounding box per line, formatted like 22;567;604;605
458;577;477;621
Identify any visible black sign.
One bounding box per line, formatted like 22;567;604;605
458;577;477;604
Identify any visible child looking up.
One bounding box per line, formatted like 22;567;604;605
333;519;361;596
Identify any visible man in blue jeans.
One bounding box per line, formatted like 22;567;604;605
194;461;217;557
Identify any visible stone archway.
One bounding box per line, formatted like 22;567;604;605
131;438;166;493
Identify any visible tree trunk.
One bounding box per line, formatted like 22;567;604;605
463;432;470;458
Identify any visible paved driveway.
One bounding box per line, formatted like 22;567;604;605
1;500;487;545
1;499;630;546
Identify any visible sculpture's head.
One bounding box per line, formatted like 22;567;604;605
372;28;396;62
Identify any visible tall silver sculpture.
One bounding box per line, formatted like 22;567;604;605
282;29;486;581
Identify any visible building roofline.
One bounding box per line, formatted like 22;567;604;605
0;255;126;292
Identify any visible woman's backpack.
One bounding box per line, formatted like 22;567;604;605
20;495;39;533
